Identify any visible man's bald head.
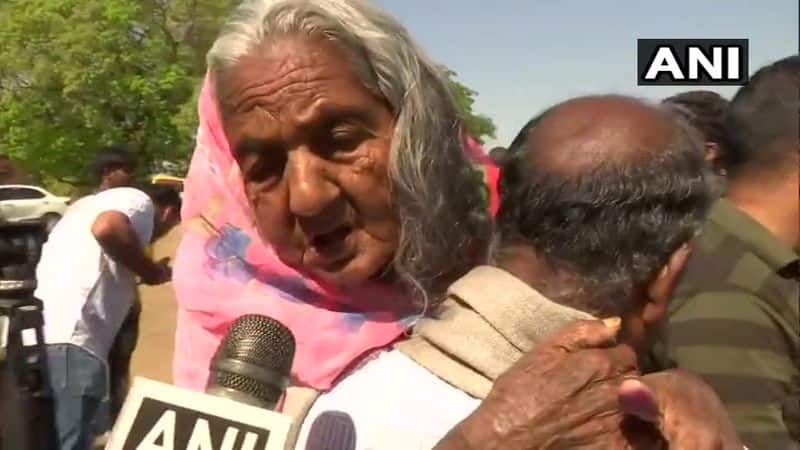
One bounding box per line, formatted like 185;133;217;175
515;95;681;175
495;95;713;316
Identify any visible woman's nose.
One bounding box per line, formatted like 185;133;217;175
286;150;340;218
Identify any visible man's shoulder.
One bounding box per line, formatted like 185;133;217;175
669;290;794;341
300;351;479;449
93;188;155;227
677;219;760;293
660;207;800;379
674;219;798;331
670;289;798;355
337;350;478;402
95;187;152;206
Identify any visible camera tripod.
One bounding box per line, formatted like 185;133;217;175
0;221;56;450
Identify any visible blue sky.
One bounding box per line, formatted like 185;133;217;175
376;0;799;147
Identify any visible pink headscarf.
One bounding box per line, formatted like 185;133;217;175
172;76;499;391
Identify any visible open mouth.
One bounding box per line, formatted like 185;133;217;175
310;225;353;254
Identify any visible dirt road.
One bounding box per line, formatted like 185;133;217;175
130;227;181;383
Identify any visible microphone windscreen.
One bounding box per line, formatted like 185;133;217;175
305;411;356;450
207;314;296;409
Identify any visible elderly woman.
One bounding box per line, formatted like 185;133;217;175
173;2;747;450
173;0;497;396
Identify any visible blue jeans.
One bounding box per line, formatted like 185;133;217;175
45;344;108;450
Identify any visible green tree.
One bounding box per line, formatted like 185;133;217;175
0;0;496;190
446;70;496;144
0;0;236;189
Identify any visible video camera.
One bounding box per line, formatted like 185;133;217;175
0;221;43;293
0;221;56;450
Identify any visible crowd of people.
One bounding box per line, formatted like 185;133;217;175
27;0;797;449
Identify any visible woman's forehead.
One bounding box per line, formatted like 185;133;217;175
218;40;391;142
218;38;362;109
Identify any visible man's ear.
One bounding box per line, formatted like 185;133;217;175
704;142;720;163
642;243;693;324
163;205;180;225
705;142;727;175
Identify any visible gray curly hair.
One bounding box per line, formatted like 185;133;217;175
207;0;492;305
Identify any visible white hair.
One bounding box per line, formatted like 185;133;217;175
207;0;491;304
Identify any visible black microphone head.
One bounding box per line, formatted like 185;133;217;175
207;314;296;409
305;411;356;450
217;314;295;372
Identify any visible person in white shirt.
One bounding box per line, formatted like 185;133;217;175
35;184;180;450
86;145;142;437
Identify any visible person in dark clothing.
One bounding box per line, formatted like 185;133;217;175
662;90;730;172
653;55;800;450
663;90;730;198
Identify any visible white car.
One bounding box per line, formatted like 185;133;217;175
0;185;71;232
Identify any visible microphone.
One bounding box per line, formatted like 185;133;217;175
105;314;296;450
206;314;296;410
305;411;357;450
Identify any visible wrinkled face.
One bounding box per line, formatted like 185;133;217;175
220;37;399;287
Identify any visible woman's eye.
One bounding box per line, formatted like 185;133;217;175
329;125;367;151
244;154;285;186
331;129;354;141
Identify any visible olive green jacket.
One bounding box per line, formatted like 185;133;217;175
653;199;799;450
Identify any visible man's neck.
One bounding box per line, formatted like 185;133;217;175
726;176;799;250
493;245;578;300
494;245;545;287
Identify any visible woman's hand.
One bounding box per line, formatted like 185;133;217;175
435;319;660;450
435;318;742;450
619;371;745;450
